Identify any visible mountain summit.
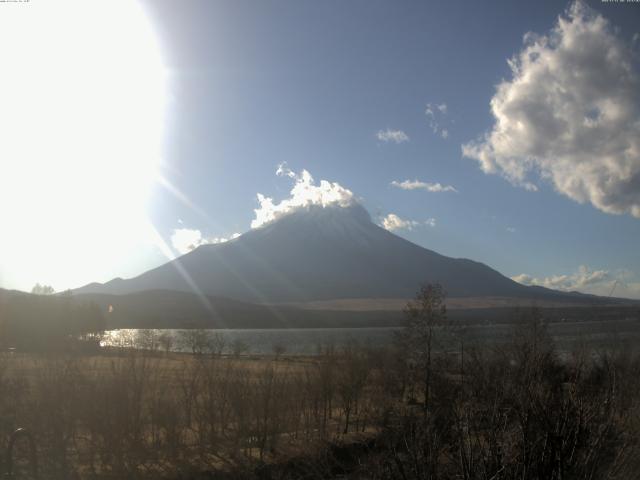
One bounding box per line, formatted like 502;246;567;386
75;204;587;304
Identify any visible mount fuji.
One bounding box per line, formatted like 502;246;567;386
74;204;599;306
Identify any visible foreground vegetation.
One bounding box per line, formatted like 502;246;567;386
1;286;640;479
3;336;640;479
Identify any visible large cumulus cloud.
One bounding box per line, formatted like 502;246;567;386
463;2;640;217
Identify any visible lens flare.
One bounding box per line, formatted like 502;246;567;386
0;0;167;290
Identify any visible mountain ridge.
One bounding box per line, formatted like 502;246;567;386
73;204;628;305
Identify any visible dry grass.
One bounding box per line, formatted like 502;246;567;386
1;322;640;480
0;347;390;479
275;296;623;311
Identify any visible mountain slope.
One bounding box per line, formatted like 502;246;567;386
73;204;610;304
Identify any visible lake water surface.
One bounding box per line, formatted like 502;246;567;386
102;318;640;356
102;327;402;355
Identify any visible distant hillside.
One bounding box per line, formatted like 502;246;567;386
0;288;105;349
68;289;640;330
2;287;637;331
74;289;404;329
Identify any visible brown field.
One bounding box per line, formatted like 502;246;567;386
0;346;397;479
277;296;637;311
3;315;640;479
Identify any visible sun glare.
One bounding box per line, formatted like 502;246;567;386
0;0;166;290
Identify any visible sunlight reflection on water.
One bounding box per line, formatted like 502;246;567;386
101;327;401;355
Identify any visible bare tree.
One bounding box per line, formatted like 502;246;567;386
209;332;226;357
272;342;286;360
396;283;447;411
137;329;159;352
231;338;249;358
158;331;174;354
178;329;210;355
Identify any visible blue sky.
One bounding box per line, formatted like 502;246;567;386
1;0;639;297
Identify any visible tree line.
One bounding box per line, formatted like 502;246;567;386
0;291;106;351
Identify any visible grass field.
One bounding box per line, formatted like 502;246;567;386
3;313;640;479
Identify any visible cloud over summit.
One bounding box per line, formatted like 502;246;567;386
252;166;356;229
463;2;640;218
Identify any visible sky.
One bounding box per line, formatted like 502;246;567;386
1;0;639;298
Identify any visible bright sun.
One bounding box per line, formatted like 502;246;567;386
0;0;167;291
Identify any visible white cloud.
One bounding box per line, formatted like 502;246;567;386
426;103;447;115
381;214;418;231
511;265;619;294
463;2;640;218
511;266;610;291
171;228;241;254
511;266;640;299
425;102;450;139
171;229;203;254
212;232;241;243
391;179;458;193
376;129;409;143
506;226;516;233
252;168;356;229
276;162;296;178
380;213;436;231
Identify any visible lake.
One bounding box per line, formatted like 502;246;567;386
101;318;640;356
101;327;402;355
